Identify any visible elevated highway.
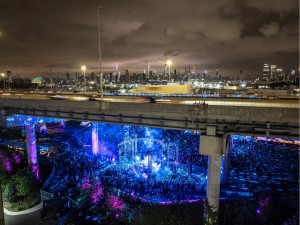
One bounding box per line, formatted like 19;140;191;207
0;94;298;138
0;94;298;218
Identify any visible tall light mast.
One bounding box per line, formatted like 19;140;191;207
97;5;103;100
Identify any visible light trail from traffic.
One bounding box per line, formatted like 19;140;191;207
0;92;298;108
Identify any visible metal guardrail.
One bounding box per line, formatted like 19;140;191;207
40;166;56;201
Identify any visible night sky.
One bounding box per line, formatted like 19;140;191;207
0;0;299;77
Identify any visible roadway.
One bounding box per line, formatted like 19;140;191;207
0;92;298;108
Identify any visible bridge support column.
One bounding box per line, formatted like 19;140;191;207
221;135;231;185
166;143;170;167
25;124;37;165
92;122;99;155
134;135;138;158
26;124;39;180
199;126;223;225
207;155;222;210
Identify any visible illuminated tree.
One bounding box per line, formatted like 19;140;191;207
91;183;103;204
107;193;125;212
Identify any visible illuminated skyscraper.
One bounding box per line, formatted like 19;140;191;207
270;65;277;80
191;65;196;78
262;64;270;81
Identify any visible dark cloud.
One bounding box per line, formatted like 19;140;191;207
0;0;298;77
164;49;183;57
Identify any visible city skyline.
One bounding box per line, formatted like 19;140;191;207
0;0;299;77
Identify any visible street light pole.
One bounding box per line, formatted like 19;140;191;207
97;5;103;100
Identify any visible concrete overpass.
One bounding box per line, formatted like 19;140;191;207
0;97;298;138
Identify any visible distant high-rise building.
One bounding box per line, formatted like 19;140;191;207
262;64;270;81
163;64;167;79
270;65;277;80
66;72;70;81
240;69;243;80
6;70;12;77
216;69;218;77
125;70;130;83
191;65;196;78
276;68;284;81
90;72;96;81
147;63;150;79
202;70;208;80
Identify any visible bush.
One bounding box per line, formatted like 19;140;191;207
3;183;16;202
13;170;35;198
2;168;41;211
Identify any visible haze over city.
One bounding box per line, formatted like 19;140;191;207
0;0;299;77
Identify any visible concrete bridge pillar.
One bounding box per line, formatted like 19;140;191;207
92;122;99;155
133;135;138;158
25;124;37;165
0;188;4;225
221;135;231;185
207;155;222;209
199;126;223;224
166;143;170;167
26;124;39;180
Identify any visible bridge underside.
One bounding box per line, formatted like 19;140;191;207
0;113;297;139
0;114;63;128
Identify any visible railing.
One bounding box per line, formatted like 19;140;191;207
40;165;56;201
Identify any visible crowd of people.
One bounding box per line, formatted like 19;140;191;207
228;135;299;195
39;122;300;205
43;144;207;204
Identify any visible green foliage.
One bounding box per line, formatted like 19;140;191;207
2;168;40;211
3;183;16;202
204;199;219;225
13;170;35;197
0;172;9;190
